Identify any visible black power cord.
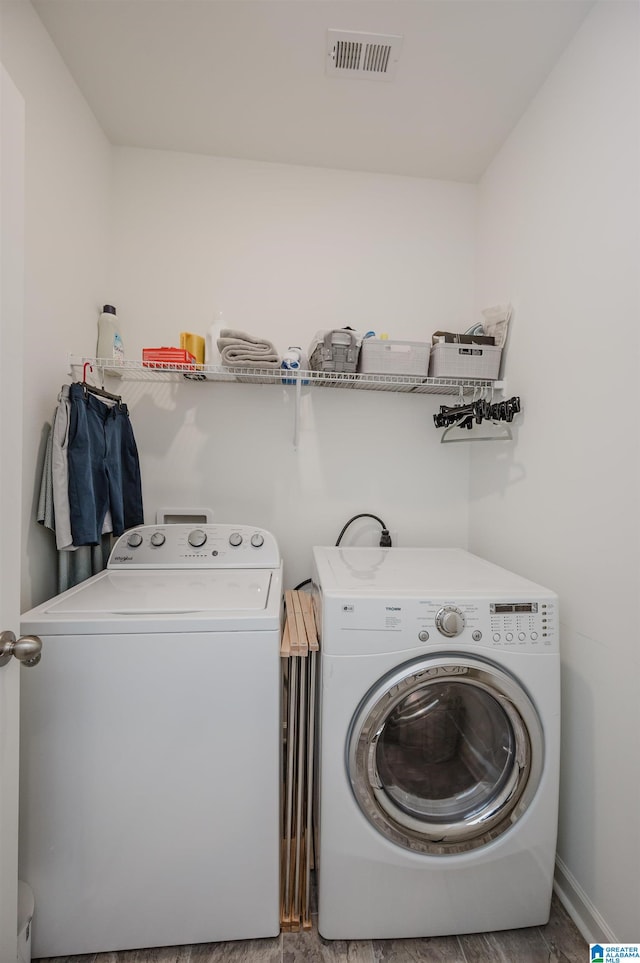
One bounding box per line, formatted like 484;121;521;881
335;513;392;548
294;513;392;590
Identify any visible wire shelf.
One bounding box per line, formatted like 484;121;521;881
70;357;502;396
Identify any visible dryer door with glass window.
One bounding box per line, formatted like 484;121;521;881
347;654;544;855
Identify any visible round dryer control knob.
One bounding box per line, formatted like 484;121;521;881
251;533;264;548
188;529;207;548
229;532;243;547
435;606;466;638
127;531;143;548
150;532;166;547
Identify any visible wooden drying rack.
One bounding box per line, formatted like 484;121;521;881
280;589;319;931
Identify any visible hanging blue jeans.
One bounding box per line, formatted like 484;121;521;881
67;383;144;546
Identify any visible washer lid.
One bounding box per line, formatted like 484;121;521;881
43;569;273;616
20;566;284;635
313;547;553;597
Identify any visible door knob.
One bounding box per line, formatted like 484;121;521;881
0;630;43;668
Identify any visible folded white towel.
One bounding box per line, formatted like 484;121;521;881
217;329;280;367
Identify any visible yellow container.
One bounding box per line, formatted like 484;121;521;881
180;332;205;366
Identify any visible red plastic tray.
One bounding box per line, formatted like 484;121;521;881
142;347;197;370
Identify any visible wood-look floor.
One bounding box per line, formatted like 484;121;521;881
35;891;587;963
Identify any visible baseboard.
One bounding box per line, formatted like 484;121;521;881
554;856;616;944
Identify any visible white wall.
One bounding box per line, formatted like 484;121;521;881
109;149;477;586
0;0;112;609
472;1;640;942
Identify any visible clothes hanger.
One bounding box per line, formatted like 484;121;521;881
435;387;520;443
440;420;513;444
80;362;123;404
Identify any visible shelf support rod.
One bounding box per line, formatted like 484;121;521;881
293;372;301;449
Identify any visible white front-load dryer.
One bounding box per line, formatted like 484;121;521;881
312;546;560;940
19;524;283;958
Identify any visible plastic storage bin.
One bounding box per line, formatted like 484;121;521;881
428;342;501;380
359;339;430;377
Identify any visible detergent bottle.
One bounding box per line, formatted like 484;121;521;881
96;304;124;365
205;310;234;380
205;311;225;367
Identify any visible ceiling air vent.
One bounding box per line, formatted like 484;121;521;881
326;30;403;81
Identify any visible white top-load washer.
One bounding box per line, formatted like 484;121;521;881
19;524;283;958
312;546;560;940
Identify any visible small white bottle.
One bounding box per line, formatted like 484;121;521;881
281;345;310;388
281;347;301;384
96;304;124;365
205;310;234;380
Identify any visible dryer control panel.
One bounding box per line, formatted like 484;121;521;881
108;524;281;569
325;595;558;655
416;598;557;651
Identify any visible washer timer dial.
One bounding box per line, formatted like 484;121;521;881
187;529;207;548
435;605;466;638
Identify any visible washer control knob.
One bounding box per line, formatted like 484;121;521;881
127;531;143;548
250;533;264;548
435;606;465;638
229;532;243;547
150;532;166;547
188;529;207;548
